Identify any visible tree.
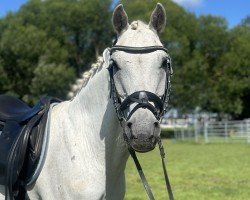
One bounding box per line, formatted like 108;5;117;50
173;51;210;111
18;0;113;74
30;61;74;102
0;0;113;103
212;25;250;118
0;22;74;103
197;15;229;68
0;62;10;92
241;15;250;27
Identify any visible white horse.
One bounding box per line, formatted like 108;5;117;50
1;3;169;199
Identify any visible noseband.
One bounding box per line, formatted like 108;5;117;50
106;45;174;200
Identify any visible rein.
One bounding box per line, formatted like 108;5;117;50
107;45;174;200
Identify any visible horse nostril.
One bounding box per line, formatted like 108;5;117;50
127;122;132;129
131;134;138;139
154;121;160;128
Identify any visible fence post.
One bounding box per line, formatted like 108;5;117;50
224;120;228;142
204;121;208;143
240;122;244;137
174;123;177;142
194;120;198;143
247;120;250;144
181;127;184;141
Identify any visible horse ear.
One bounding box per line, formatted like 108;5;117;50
149;3;166;33
112;4;129;34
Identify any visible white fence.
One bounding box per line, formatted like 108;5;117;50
162;119;250;144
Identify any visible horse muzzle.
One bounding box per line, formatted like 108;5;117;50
124;110;161;153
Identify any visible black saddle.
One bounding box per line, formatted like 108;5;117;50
0;95;61;200
0;95;43;122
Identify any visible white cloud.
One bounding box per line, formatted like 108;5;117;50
172;0;203;7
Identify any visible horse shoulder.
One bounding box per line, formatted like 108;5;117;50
28;101;106;199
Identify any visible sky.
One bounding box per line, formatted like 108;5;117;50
0;0;249;28
173;0;250;28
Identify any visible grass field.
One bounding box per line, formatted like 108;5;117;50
125;140;250;200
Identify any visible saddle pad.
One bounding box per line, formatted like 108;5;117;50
26;103;59;187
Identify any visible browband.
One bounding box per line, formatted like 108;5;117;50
110;45;169;54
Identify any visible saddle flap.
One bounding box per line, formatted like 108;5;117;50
0;121;24;184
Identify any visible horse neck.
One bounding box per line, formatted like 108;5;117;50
69;67;112;132
67;65;129;176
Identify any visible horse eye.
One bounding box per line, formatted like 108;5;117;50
161;59;168;69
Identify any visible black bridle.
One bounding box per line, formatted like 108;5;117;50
108;45;172;121
107;45;174;200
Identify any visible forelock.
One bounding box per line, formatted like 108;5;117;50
130;20;147;30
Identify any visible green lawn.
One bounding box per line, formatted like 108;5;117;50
125;140;250;200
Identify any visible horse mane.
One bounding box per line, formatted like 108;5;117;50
67;56;104;99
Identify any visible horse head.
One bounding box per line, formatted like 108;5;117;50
109;3;172;153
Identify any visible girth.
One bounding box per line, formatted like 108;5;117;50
0;96;61;200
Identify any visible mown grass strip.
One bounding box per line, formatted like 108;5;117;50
125;140;250;200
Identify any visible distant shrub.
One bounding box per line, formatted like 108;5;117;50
161;128;175;138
